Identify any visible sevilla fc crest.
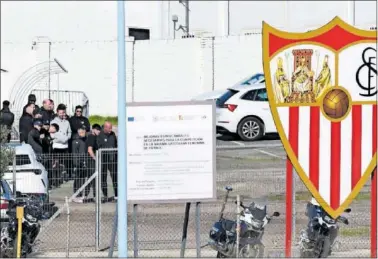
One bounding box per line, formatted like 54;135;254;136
262;17;377;218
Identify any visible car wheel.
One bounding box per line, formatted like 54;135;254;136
237;117;264;141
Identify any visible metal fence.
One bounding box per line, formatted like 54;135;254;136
4;148;374;258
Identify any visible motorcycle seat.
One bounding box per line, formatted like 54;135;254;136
222;219;236;232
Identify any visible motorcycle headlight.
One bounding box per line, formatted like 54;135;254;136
25;214;36;222
251;219;263;229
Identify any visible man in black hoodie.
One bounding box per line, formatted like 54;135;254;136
40;120;53;153
0;100;15;142
72;125;89;203
19;103;35;143
38;99;55;122
28;120;43;154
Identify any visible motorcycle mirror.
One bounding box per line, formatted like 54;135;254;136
225;186;233;191
344;208;351;213
340;217;349;225
273;212;280;217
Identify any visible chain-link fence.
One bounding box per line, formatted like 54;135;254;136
3;152;98;257
3;147;374;257
96;148;374;258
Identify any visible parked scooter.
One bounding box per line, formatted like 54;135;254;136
208;186;280;258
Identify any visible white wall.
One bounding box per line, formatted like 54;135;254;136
1;1;376;42
1;35;266;116
1;1;376;116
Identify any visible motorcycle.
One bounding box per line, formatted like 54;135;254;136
299;204;351;258
0;197;44;258
208;186;280;258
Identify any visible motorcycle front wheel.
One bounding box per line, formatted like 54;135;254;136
239;243;265;258
319;237;331;258
300;250;314;258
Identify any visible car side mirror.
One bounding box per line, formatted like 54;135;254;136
273;212;280;217
344;208;351;213
16;191;22;197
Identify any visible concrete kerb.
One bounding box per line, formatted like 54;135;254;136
30;248;371;258
216;143;282;150
30;248;217;258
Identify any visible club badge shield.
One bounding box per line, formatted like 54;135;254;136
262;17;377;218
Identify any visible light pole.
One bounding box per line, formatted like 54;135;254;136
48;42;52;99
31;37;52;98
347;1;355;26
116;1;128;258
172;0;190;38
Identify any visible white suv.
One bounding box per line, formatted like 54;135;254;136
3;143;49;200
216;83;277;141
191;73;265;101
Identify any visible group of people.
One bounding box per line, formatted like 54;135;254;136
0;94;118;203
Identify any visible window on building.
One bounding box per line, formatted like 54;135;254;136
129;28;150;40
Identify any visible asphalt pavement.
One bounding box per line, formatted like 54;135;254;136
30;136;373;258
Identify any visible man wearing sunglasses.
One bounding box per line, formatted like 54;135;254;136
69;105;90;140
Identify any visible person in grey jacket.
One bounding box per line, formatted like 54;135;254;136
50;104;72;180
50;104;72;152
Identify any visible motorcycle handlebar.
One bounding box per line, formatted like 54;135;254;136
337;216;349;225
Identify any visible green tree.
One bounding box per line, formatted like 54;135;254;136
0;125;15;178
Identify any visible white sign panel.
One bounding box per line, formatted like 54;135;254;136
126;101;216;203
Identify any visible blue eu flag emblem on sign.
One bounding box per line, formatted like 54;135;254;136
127;117;135;122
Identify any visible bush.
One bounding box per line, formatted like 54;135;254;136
0;125;15;178
89;115;118;126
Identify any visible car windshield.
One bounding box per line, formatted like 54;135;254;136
241;73;265;85
249;202;267;220
8;154;31;166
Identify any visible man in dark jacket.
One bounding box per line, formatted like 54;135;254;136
40;120;53;153
72;126;89;203
97;121;118;200
0;100;15;142
84;123;101;200
28;120;43;154
38;99;55;122
69;105;90;139
19;103;35;143
22;94;40;116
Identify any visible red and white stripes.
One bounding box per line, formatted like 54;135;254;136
278;104;377;209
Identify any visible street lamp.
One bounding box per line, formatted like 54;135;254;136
172;14;188;39
172;0;190;39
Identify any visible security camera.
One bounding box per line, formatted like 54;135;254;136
172;14;178;22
